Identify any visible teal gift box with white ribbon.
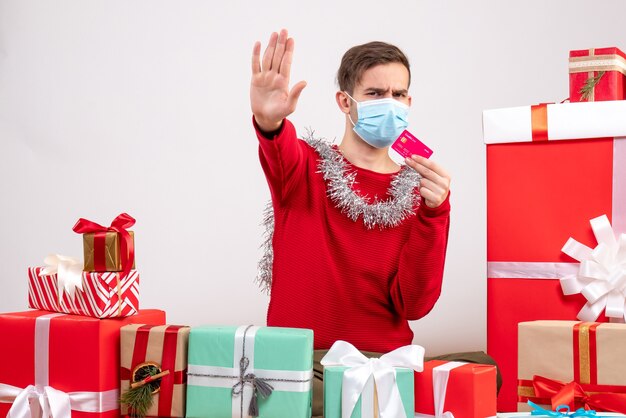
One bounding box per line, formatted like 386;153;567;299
186;325;314;418
322;341;423;418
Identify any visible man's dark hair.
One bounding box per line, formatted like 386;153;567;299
337;41;411;95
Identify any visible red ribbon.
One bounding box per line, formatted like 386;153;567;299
532;375;626;413
120;368;187;385
120;325;187;416
72;213;135;281
531;103;549;142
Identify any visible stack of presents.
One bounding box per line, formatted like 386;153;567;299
0;46;624;418
484;47;626;416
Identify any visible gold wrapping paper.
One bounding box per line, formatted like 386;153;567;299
82;230;135;272
517;320;626;412
120;324;190;417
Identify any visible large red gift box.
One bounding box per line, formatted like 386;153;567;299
414;360;497;418
569;47;626;102
482;100;626;411
28;266;140;318
0;309;166;418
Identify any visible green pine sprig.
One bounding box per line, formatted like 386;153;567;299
120;384;154;418
579;71;605;101
120;364;161;418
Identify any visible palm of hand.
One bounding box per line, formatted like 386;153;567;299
250;29;306;131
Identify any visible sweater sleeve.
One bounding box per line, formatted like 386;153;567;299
253;116;308;205
389;193;451;320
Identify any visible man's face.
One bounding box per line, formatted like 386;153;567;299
351;62;411;105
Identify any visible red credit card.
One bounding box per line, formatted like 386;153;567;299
391;130;433;159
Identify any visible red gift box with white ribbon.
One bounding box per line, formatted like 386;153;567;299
0;309;166;418
414;360;497;418
482;100;626;411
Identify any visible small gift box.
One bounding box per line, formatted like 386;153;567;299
482;100;626;411
120;324;190;417
73;213;136;273
517;320;626;413
0;309;166;418
569;47;626;102
413;360;497;418
186;325;313;418
321;340;423;418
28;262;140;318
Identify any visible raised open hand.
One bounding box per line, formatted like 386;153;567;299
251;29;307;132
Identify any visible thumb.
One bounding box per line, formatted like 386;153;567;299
287;80;307;111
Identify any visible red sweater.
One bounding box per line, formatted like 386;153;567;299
256;118;450;353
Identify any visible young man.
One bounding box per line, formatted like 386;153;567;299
250;29;495;416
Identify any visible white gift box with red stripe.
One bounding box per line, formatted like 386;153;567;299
483;100;626;144
28;266;140;318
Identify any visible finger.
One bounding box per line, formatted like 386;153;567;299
411;155;450;180
261;32;278;72
405;157;448;186
271;29;288;72
419;186;449;208
418;177;445;197
287;80;307;111
279;37;295;77
251;41;261;74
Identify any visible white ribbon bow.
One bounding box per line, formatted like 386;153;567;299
0;383;119;418
560;215;626;322
39;254;84;299
1;384;71;418
320;340;424;418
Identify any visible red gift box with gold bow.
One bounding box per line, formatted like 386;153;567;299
517;321;626;413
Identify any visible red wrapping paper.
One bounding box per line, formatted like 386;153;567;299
28;267;140;318
0;309;166;418
569;47;626;102
486;138;615;411
414;360;497;418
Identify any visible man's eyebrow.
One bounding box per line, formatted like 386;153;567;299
363;87;389;94
362;87;408;95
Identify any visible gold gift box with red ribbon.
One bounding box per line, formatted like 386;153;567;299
569;47;626;102
82;230;136;272
73;213;136;273
120;324;190;417
517;320;626;414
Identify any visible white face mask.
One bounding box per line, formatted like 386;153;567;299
345;92;409;148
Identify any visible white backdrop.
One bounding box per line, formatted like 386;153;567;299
1;0;625;355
